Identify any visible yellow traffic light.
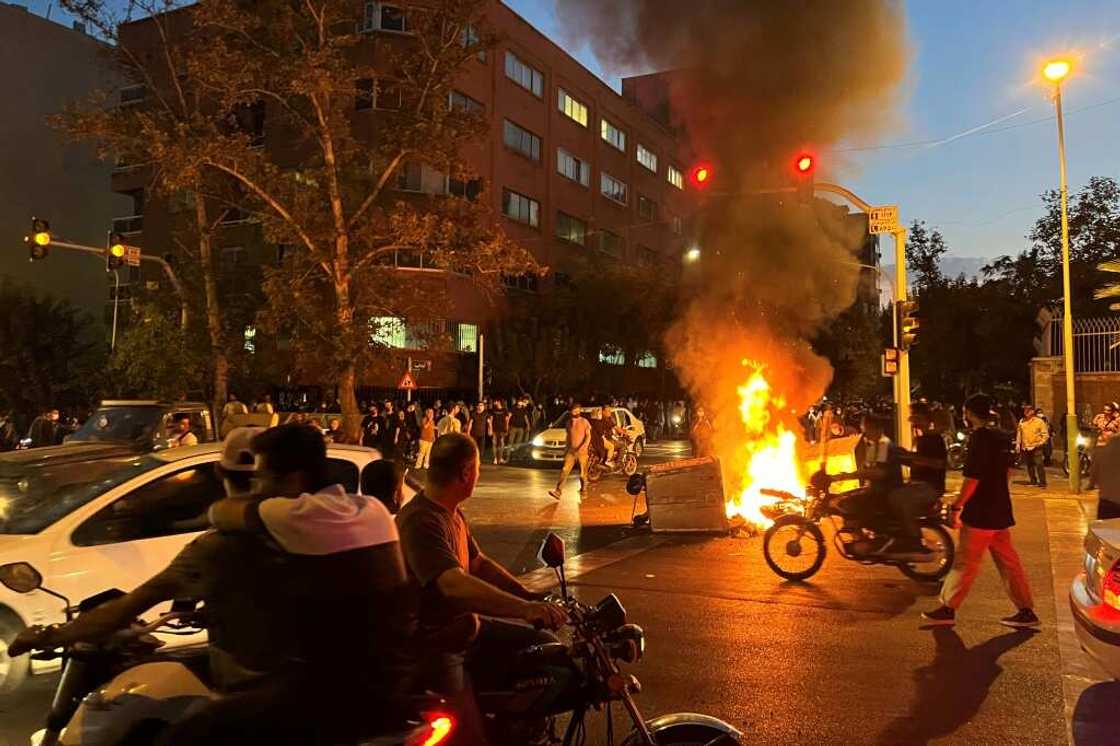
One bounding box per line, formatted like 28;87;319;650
109;243;126;258
33;231;51;246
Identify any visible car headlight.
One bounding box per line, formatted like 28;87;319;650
670;414;682;425
956;431;965;442
1076;434;1089;447
532;435;545;447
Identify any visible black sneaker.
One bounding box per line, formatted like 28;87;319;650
1000;609;1040;629
921;606;956;625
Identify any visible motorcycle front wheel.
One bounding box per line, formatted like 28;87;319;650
946;445;964;471
762;515;826;581
898;524;955;582
621;723;741;746
622;453;639;476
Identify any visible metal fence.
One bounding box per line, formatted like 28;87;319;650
1046;315;1120;373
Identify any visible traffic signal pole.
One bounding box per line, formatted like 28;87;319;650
35;238;188;330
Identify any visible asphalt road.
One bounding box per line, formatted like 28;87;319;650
1;444;1113;745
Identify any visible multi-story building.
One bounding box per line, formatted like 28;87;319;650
0;3;129;326
109;1;696;397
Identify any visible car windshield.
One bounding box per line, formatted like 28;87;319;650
68;407;163;444
0;455;163;534
550;412;571;429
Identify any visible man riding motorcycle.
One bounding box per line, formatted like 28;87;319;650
9;424;415;746
396;432;568;737
592;404;624;466
886;404;947;559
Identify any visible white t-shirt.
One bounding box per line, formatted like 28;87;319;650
437;414;462;435
257;484;398;555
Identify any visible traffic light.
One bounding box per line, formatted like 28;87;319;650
897;298;919;349
793;151;816;203
25;217;50;261
106;232;126;271
688;162;713;191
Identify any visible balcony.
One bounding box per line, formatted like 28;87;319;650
112;215;144;235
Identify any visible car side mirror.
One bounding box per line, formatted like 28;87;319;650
538;533;565;568
0;562;42;594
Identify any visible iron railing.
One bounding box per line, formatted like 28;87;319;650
1045;314;1120;373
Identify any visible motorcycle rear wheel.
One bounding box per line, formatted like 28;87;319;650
621;723;741;746
898;524;955;582
763;515;826;581
622;453;639;476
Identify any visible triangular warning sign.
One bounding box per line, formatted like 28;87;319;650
397;371;417;390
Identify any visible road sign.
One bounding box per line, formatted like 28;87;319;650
868;205;899;235
410;359;431;372
125;246;141;267
397;371;417;390
882;347;899;377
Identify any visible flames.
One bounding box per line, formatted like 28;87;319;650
723;362;857;528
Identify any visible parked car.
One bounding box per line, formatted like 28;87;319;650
1070;518;1120;679
0;442;383;693
66;400;216;451
516;407;646;465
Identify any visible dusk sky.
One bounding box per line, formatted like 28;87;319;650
507;0;1120;263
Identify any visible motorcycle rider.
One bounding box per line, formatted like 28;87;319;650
886;404;947;560
823;414;904;555
593;404;622;466
397;433;567;697
9;424;415;745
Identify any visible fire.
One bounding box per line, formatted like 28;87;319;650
725;364;805;527
723;363;859;528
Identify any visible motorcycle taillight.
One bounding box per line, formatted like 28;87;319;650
407;714;455;746
1103;560;1120;611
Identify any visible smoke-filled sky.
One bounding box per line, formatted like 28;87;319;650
509;0;1120;261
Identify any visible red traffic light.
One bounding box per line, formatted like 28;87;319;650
688;163;713;189
794;152;815;175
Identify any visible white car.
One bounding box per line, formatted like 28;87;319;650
0;441;383;693
525;407;646;464
1070;518;1120;679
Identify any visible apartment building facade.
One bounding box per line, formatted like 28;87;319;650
108;1;696;394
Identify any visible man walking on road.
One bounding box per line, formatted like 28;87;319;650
549;403;591;501
922;394;1040;629
1015;404;1049;488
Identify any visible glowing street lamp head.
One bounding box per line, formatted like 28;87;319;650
685;246;701;262
1043;59;1072;83
688;163;713;190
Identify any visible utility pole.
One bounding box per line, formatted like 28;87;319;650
478;333;485;402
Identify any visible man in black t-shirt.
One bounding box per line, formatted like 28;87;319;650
886;404;947;559
922;394;1039;629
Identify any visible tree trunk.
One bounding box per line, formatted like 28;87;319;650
195;197;229;427
333;234;361;441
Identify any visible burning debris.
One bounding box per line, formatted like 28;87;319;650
556;0;910;527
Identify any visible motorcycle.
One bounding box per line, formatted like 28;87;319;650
587;433;640;483
469;533;741;745
1061;432;1093;479
0;564;454;746
945;430;966;471
759;476;956;583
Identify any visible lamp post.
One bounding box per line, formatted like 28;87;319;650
1044;57;1080;492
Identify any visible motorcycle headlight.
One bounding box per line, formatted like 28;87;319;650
1076;434;1089;447
956;431;965;442
531;435;545;447
606;624;645;663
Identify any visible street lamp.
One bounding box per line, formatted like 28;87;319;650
1043;57;1079;492
685;246;702;263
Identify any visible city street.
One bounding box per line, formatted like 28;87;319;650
2;442;1116;745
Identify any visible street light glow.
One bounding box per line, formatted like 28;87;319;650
686;247;701;262
1043;59;1071;83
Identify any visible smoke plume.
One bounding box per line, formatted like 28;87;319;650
555;1;910;471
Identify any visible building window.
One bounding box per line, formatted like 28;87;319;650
600;172;628;205
599;345;625;366
557;88;588;127
502;274;540;293
502;189;539;227
557;148;590;187
355;78;374;111
670;213;683;235
396;162;423;192
457;322;479;353
637;144;658;173
460;23;486;60
363;2;407;32
504;51;543;97
219;246;246;272
448;90;484;114
370;316;407;348
503;120;541;161
243;326;257;354
599;230;623;257
375;80;402;110
119;84;146;106
667;164;684;189
637;245;658;265
636;351;657;369
555;212;587;246
601;118;625;152
448;177;483;200
638;195;658;221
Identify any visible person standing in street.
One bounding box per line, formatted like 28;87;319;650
508;398;530;455
0;411;18;451
222;394;249;421
922;394;1040;628
1091;433;1120;519
467;402;491;462
254;394;275;415
490;400;510;464
26;408;59;448
690;406;715;458
549;403;591;501
438;405;462;436
1015;404;1049;488
416;408;437;470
